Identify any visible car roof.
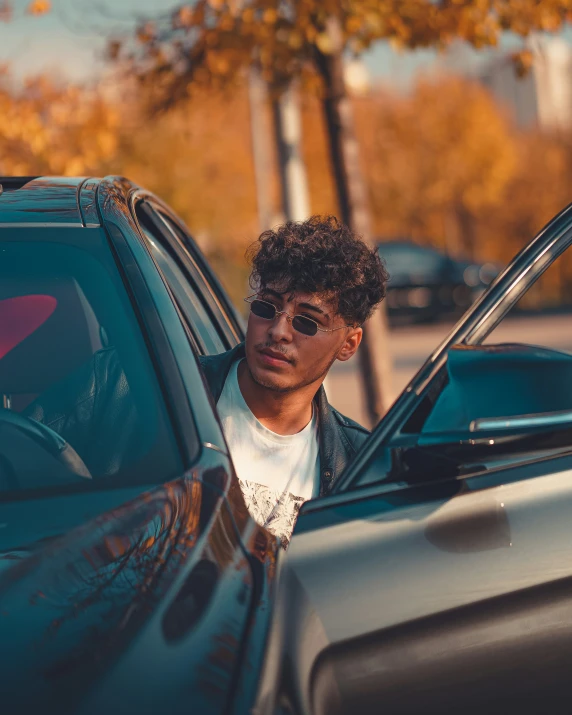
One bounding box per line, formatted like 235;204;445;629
0;176;128;227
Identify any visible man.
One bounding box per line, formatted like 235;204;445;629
200;216;388;547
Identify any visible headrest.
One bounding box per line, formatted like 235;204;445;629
0;295;57;359
0;280;97;394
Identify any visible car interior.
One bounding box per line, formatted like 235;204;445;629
0;237;182;492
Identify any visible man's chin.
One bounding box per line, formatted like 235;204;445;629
249;364;294;393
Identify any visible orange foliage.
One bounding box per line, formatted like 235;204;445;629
0;71;119;175
0;1;50;21
349;77;519;257
0;69;259;300
113;0;572;102
344;76;572;266
26;0;50;15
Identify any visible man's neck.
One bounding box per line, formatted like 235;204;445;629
237;360;319;435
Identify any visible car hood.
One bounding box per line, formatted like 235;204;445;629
0;462;256;715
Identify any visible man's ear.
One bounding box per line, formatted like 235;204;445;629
336;327;363;362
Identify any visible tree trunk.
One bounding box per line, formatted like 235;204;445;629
453;201;477;260
314;17;393;425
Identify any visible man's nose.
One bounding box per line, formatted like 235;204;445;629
268;311;293;342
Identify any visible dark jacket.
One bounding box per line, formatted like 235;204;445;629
199;343;369;496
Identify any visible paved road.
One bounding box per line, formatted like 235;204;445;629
326;312;572;429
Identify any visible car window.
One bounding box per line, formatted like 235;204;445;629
135;205;227;355
0;229;183;495
153;209;242;347
484;249;572;354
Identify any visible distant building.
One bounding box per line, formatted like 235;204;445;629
476;37;572;131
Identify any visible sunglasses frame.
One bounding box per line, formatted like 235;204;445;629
244;294;355;336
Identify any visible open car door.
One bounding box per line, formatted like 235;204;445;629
254;203;572;715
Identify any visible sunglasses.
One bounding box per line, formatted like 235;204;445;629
245;295;353;337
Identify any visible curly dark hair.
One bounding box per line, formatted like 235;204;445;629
246;215;389;326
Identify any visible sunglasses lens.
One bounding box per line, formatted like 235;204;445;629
292;316;318;336
250;298;318;336
250;299;276;320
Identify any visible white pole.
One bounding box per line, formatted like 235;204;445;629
248;66;274;233
272;83;310;222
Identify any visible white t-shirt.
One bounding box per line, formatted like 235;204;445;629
217;360;320;548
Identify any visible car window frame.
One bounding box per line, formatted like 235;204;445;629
137;199;243;352
135;205;227;356
104;220;202;467
99;179;229;463
153;207;244;344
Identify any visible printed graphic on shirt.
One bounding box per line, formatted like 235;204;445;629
239;478;306;549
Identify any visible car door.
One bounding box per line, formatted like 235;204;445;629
255;203;572;715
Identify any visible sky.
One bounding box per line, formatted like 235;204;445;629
0;0;570;88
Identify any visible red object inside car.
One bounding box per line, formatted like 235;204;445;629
0;295;57;360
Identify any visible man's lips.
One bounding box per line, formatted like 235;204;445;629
258;348;292;366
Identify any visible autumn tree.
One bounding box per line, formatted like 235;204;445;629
344;75;572;308
481;126;572;306
356;76;519;259
0;70;119;175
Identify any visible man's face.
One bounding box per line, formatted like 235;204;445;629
244;285;362;393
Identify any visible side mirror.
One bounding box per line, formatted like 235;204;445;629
423;342;572;435
404;343;572;478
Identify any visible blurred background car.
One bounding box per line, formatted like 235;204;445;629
378;239;501;325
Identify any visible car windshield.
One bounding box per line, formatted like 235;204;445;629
0;228;183;497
